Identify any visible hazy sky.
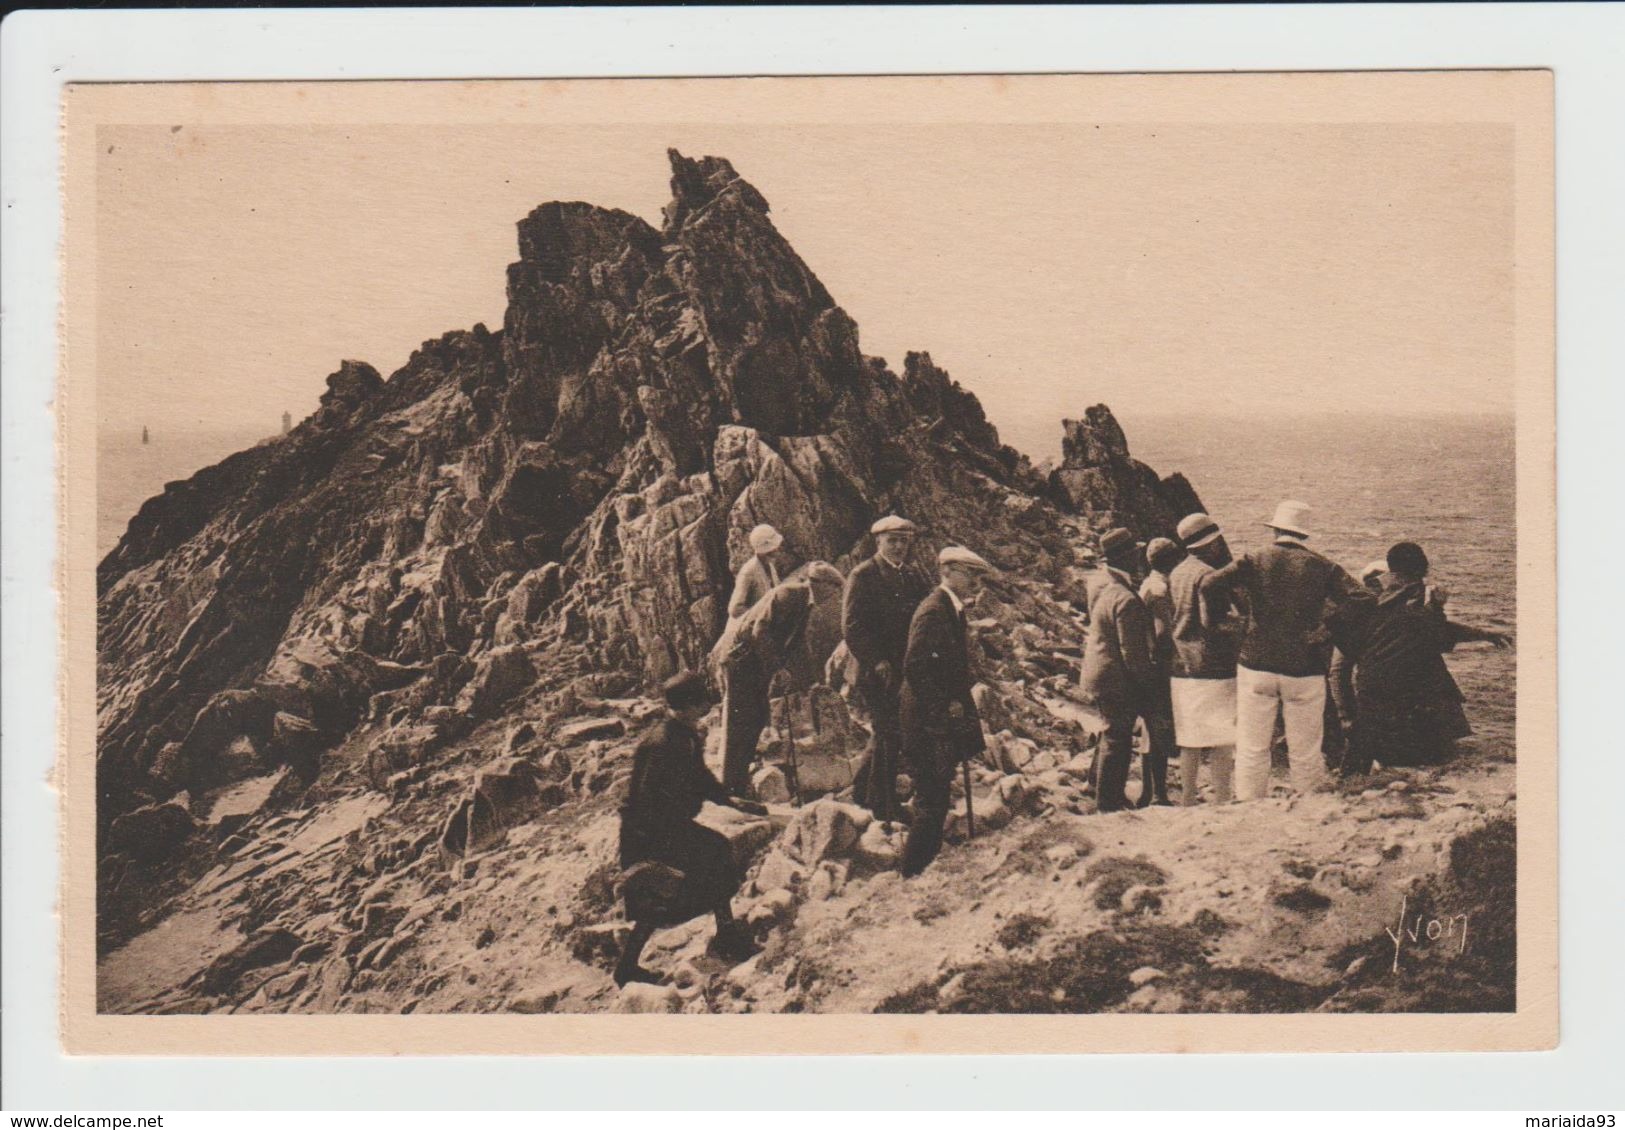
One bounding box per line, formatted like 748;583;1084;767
97;121;1513;458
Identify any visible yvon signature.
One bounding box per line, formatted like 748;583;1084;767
1385;894;1469;973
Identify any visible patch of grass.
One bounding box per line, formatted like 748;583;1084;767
1188;908;1232;937
1325;816;1516;1014
912;898;950;925
1273;884;1333;914
936;924;1204;1014
995;912;1052;951
1081;855;1166;910
1281;859;1318;880
1188;966;1325;1013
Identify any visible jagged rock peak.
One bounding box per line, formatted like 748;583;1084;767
515;201;662;282
663;149;772;232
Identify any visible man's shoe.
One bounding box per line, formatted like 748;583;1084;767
706;923;762;963
613;963;664;988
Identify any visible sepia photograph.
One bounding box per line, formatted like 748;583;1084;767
57;71;1555;1055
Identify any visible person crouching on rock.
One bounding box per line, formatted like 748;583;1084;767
614;671;767;988
900;546;997;877
718;561;846;797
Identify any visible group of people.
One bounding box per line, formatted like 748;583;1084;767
1079;500;1510;813
609;502;1508;986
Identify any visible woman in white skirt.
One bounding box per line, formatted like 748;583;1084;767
1167;513;1242;805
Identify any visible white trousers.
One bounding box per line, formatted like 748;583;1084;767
1235;665;1326;800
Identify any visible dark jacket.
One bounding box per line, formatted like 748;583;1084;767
1210;539;1370;677
1078;571;1158;714
842;554;930;676
899;586;984;760
619;716;740;926
620;716;730;838
1334;581;1473;766
1168;554;1241;679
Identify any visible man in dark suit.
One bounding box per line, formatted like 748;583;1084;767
843;515;929;823
900;545;997;877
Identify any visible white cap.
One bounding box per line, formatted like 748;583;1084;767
748;524;784;554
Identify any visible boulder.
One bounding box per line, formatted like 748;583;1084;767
751;764;792;805
782;799;871;865
745;888;796;927
191;927;303;996
558;717;626;744
106;800;198;864
459;645;533;718
750;848;806;896
698;804;777;869
853;820;905;871
807;860;848;900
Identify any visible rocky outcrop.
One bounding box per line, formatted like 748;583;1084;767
95;150;1199;912
1050;405;1203;536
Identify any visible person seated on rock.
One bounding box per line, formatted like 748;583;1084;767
614;670;768;988
717;561;846;797
1330;542;1512;778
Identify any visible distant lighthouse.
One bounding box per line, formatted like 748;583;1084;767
281;411;292;435
141;425;149;445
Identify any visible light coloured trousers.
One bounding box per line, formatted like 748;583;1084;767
1235;665;1327;800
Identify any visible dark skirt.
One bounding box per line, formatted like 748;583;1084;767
1348;687;1471;770
618;819;740;928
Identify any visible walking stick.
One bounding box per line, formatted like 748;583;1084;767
961;757;976;839
778;688;801;803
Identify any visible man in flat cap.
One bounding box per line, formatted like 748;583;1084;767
843;515;930;823
1168;513;1240;806
718;561;846;796
899;546;995;876
1078;529;1160;813
728;523;786;621
1207;500;1370;800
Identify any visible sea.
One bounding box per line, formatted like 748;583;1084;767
98;412;1518;755
97;428;273;561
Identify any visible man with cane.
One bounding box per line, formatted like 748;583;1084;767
899;546;997;877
